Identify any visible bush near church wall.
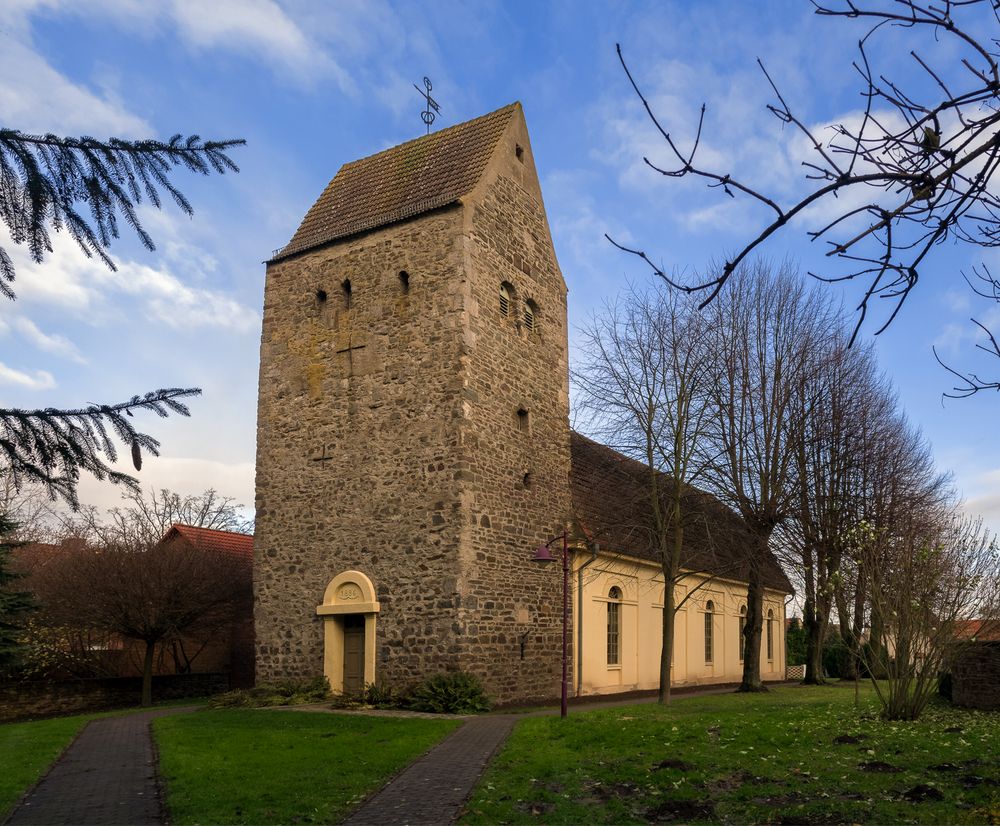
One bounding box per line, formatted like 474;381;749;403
951;641;1000;711
0;673;228;722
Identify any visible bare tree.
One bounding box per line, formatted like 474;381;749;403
30;537;242;706
703;261;836;691
575;283;722;703
857;510;999;720
58;486;252;547
791;336;894;683
612;1;1000;394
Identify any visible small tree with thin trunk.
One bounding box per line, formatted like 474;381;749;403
575;283;719;703
856;511;1000;720
30;537;241;706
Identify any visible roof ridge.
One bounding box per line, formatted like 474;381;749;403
171;523;252;538
339;102;520;172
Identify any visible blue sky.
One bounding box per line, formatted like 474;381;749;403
2;0;998;533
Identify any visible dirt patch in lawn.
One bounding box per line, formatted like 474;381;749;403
858;761;902;773
901;783;945;802
652;758;693;772
645;797;715;822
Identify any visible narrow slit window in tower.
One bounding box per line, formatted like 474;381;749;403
499;283;511;316
517;408;529;433
524;299;538;332
341;279;352;309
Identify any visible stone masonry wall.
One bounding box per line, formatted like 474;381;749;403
952;641;1000;711
255;206;471;686
456;158;574;701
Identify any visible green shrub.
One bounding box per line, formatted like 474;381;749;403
785;618;807;666
406;672;491;714
363;681;397;708
822;636;851;678
328;680;399;709
209;677;331;708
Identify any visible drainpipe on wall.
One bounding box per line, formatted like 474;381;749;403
576;540;600;694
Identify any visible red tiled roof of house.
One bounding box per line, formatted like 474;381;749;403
953;619;1000;641
569;431;793;594
162;524;253;571
271;103;518;261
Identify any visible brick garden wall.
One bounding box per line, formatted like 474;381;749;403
0;673;228;722
951;641;1000;711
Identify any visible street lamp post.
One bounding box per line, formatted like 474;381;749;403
533;531;569;718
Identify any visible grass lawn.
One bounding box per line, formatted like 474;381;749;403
463;684;1000;824
0;698;211;819
155;709;462;824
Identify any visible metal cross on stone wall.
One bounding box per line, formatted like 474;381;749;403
336;335;366;377
413;76;441;135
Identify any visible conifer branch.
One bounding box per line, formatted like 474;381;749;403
0;130;245;299
0;389;202;509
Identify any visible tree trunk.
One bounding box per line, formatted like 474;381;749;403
141;640;156;707
659;583;675;704
740;557;766;692
834;588;858;681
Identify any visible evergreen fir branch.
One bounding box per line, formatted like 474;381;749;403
0;388;202;509
0;130;245;299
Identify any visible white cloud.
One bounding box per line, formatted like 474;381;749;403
169;0;349;88
5;229;259;333
0;32;150;136
0;361;56;390
7;0;353;92
75;456;255;513
1;316;87;363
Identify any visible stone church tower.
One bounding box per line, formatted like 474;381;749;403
254;103;572;703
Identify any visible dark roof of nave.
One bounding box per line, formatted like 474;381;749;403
271;103;518;262
569;431;793;594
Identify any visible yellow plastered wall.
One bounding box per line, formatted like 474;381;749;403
575;553;787;696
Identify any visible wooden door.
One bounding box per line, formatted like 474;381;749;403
343;615;365;693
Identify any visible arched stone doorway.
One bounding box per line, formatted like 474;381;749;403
316;571;379;693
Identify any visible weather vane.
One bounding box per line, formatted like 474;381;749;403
413;76;441;135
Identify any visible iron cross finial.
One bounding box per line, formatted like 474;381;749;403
413;76;441;135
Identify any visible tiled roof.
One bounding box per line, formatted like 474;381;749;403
163;524;253;571
272;103;518;262
954;619;1000;641
570;432;793;594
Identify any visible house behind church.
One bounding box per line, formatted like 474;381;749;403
254;102;791;704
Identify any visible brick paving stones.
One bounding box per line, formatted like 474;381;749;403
5;706;198;826
341;714;519;826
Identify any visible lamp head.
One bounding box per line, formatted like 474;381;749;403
532;544;555;563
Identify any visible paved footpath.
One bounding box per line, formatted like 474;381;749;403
5;706;198;826
341;686;748;826
342;714;519;826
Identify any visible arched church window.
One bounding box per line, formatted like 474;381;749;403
524;299;539;332
499;282;513;317
739;605;747;662
767;609;774;661
607;586;622;665
704;600;714;663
